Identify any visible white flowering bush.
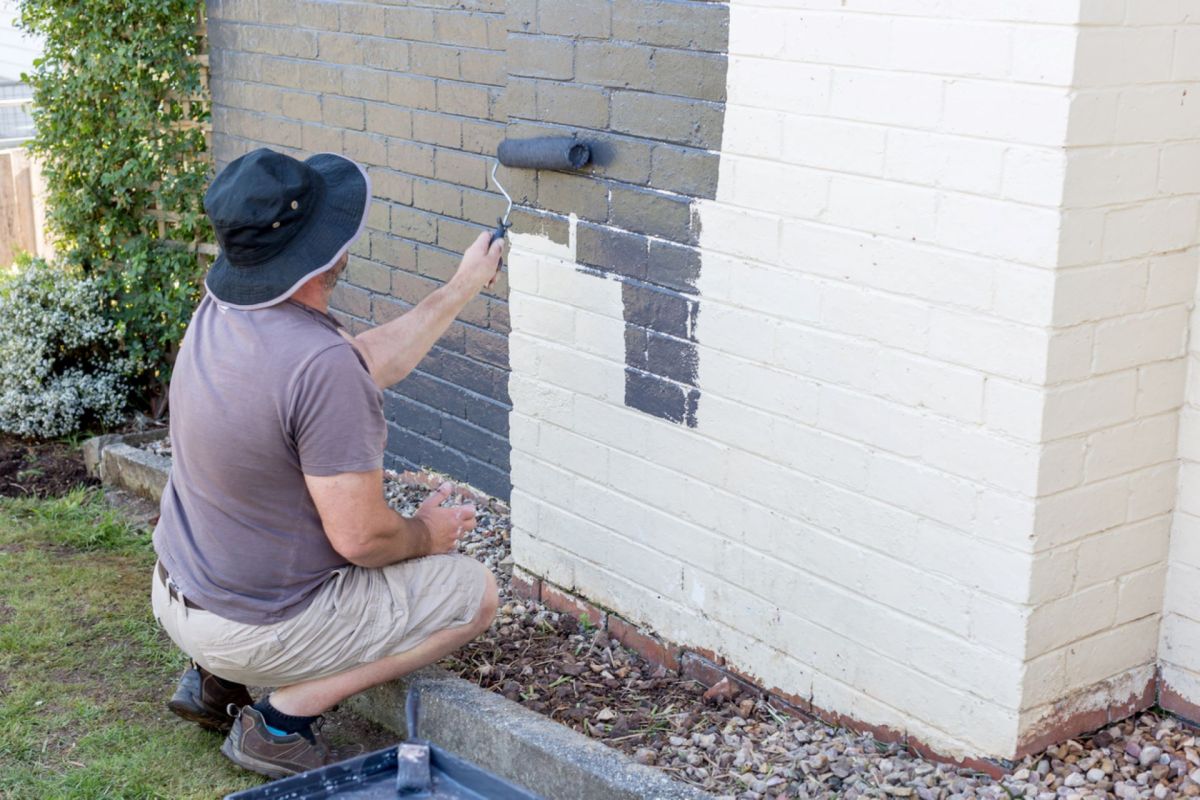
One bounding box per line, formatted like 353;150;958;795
0;259;130;438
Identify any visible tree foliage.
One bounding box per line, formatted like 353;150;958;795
18;0;212;409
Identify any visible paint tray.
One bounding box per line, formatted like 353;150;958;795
223;740;543;800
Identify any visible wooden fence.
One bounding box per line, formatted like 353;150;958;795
0;145;49;268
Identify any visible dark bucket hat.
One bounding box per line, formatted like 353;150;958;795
203;148;370;309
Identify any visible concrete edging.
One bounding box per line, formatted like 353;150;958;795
348;668;715;800
83;430;170;503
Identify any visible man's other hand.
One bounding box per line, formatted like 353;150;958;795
452;231;504;293
415;482;477;555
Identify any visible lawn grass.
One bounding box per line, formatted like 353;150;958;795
0;488;265;799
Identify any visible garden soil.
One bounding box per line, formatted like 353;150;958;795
0;435;97;498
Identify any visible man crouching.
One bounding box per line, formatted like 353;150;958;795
150;148;501;778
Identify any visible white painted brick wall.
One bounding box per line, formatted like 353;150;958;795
509;0;1200;760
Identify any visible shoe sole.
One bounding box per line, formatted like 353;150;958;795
167;699;234;734
219;736;298;780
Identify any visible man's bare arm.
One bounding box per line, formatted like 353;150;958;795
305;471;476;568
352;232;502;389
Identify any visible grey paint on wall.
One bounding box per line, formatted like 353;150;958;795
501;0;728;429
205;0;728;496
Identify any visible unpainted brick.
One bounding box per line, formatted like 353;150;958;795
461;119;507;155
362;38;411;72
417;244;462;282
389;74;439;111
341;67;391;102
385;6;437;41
373;294;412;325
371;231;418;269
302;123;344;154
463;188;509;226
540;0;612;39
331;283;371;319
437;80;492;119
339;3;386;35
495;169;538;206
410;42;463;80
239;83;285;116
489;299;512;335
612;0;729;52
391;269;443;305
485;15;509;49
413;179;465;217
506;0;537;33
350;235;371;259
367;200;391;231
392;206;439;244
459;50;507;86
370;168;415;206
413;113;464;148
508;208;569;245
244;26;319;59
366;103;412;138
496;77;538;121
323;95;365;130
611;90;723;149
439;216;488;252
435;149;489;189
508;33;574;80
537;170;609;222
347;257;392;293
318;32;365;66
256;0;297;26
437;12;492;48
343;130;388;166
650;145;719;198
609;185;695;243
297;0;340;30
281;90;322;121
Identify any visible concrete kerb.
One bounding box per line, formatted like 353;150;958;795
82;432;712;800
348;668;715;800
83;430;171;503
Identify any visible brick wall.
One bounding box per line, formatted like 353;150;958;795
509;0;1200;761
1020;5;1200;748
205;0;1200;762
207;0;513;497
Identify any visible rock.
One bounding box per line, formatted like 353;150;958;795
1087;768;1106;783
1014;769;1031;782
634;748;656;766
1143;746;1165;767
703;677;739;704
1192;769;1200;785
1064;773;1086;788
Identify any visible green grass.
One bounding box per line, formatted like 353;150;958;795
0;489;265;799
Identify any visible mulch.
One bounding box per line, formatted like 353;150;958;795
0;435;98;498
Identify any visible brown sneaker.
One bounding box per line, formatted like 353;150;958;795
167;662;252;733
220;705;363;779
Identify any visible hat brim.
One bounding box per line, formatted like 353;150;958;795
204;153;370;309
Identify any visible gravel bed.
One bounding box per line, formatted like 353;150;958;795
385;473;1200;800
127;447;1200;800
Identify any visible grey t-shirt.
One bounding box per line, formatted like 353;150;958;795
153;293;386;625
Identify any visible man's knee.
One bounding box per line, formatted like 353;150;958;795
470;569;499;634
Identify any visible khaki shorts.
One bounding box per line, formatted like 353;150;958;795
151;555;489;686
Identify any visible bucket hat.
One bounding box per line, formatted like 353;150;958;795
203;148;370;309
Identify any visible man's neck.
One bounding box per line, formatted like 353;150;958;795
289;284;330;314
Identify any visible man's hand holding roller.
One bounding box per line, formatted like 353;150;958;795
349;230;503;389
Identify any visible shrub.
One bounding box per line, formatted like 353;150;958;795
18;0;212;409
0;259;130;438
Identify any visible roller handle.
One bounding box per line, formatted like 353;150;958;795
488;217;509;284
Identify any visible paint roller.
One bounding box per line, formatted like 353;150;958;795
487;136;593;245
